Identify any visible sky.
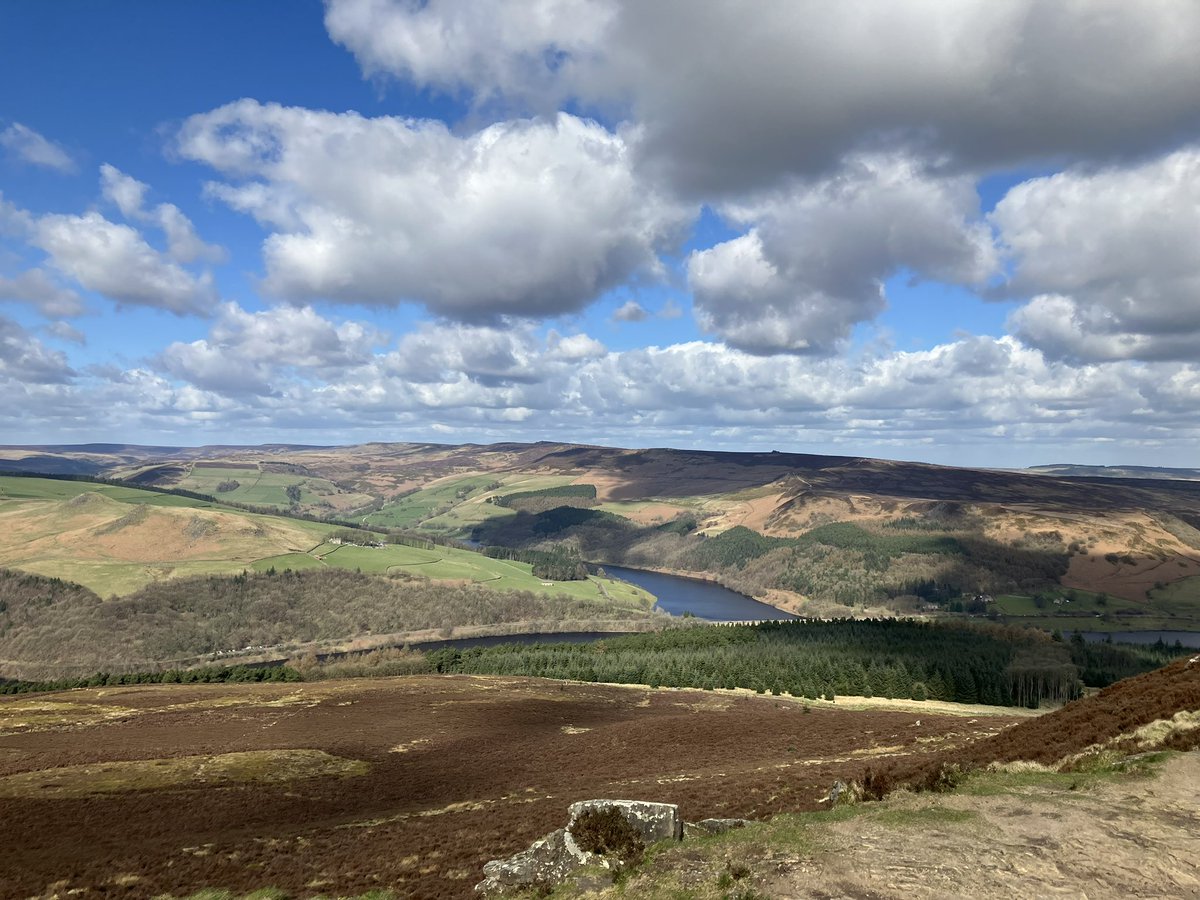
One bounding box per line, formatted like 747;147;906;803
2;1;1200;468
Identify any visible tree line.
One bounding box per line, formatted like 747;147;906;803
424;619;1088;707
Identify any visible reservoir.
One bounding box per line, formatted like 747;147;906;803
599;564;797;621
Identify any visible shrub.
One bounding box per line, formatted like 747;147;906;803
569;806;645;866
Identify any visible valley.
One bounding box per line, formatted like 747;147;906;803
4;440;1200;636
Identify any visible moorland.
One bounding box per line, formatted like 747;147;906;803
3;439;1200;637
2;440;1200;897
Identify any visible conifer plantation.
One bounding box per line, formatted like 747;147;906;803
425;619;1182;708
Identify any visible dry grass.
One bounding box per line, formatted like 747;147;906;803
0;749;368;798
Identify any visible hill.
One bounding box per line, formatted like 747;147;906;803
5;442;1200;629
0;483;328;595
0;568;664;680
1030;463;1200;481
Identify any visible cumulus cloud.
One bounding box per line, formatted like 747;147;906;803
325;0;1200;193
0;268;86;317
995;147;1200;362
689;155;997;354
0;123;76;173
158;303;382;396
547;330;606;360
175;100;689;319
43;321;86;345
32;210;217;315
612;299;648;322
0;314;75;383
324;0;615;110
99;164;225;264
0;192;33;236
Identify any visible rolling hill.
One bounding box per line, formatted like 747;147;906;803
5;441;1200;630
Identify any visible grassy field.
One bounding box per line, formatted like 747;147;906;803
0;475;234;508
0;476;656;604
363;474;502;529
177;465;374;512
254;541;656;605
993;582;1200;631
0;478;330;595
365;473;579;533
992;588;1110;616
1146;575;1200;615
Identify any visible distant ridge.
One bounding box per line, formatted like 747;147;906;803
1030;463;1200;482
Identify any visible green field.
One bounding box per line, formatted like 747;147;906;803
992;588;1110;616
1146;576;1200;615
994;581;1200;631
0;475;235;509
0;476;656;606
262;541;657;606
363;474;501;529
177;465;373;512
364;473;580;533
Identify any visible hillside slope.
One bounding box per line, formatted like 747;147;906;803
6;442;1200;622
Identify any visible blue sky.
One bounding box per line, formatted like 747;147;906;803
2;1;1200;467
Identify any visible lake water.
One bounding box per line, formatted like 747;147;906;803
599;564;797;621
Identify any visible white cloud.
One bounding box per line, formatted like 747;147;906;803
612;299;648;322
99;164;149;219
0;192;33;236
548;331;606;360
158;303;382;396
176;100;690;319
100;164;225;264
0;314;75;383
0;268;86;317
43;321;86;345
324;0;615;110
33;211;217;315
995;147;1200;362
0;123;76;173
689;155;996;354
325;1;1200;193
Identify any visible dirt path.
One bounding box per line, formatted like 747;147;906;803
765;752;1200;899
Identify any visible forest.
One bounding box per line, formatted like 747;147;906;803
423;619;1192;708
0;567;663;679
424;619;1083;707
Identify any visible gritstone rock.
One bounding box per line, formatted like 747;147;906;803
476;799;683;895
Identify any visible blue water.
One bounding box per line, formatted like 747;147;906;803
599;564;796;621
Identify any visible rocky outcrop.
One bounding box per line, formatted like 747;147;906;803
476;799;688;896
568;798;682;843
476;826;610;896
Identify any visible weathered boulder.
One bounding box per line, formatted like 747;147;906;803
567;799;683;843
476;800;685;895
475;826;610;896
684;817;751;838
